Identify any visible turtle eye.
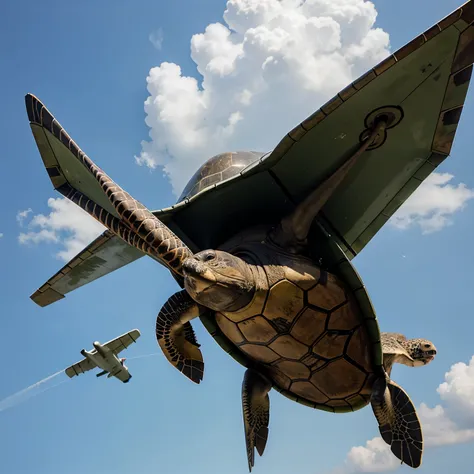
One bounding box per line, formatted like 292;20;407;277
424;343;431;349
202;251;216;262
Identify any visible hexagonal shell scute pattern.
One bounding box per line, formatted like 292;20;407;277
214;268;376;412
263;280;304;323
238;316;277;343
310;359;367;399
307;275;347;310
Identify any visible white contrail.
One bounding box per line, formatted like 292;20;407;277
0;370;65;412
0;352;160;413
127;352;160;360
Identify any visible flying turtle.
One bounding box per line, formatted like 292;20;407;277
24;2;473;471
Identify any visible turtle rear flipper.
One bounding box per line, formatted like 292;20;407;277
371;377;423;468
242;369;272;472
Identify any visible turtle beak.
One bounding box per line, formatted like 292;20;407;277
423;349;437;363
183;258;217;294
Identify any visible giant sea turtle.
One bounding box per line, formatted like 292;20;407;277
24;1;474;470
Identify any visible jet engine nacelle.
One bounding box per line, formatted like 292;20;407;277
92;341;107;357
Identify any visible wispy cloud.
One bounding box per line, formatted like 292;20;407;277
16;208;32;227
149;28;164;50
136;0;390;195
390;173;474;234
18;197;105;261
331;355;474;473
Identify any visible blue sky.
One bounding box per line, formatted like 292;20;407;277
1;1;474;473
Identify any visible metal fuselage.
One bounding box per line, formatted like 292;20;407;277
81;342;132;383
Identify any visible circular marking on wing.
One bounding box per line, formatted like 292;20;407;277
291;381;328;404
307;275;346;310
291;307;326;346
263;280;304;323
275;360;310;379
312;333;349;359
268;367;292;390
310;359;366;399
327;299;361;331
239;344;280;364
215;313;245;344
238;316;277;343
269;335;308;360
283;264;320;290
346;326;373;372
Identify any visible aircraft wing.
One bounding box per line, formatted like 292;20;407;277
30;230;145;307
157;2;474;261
25;94;151;308
103;329;141;355
65;357;97;378
261;4;474;258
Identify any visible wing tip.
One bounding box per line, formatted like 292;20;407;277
64;368;75;378
30;287;65;307
25;93;46;125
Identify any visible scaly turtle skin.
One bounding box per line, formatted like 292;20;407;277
171;241;437;470
25;91;435;471
27;5;474;468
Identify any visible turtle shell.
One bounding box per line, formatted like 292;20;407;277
179;151;265;202
199;232;383;414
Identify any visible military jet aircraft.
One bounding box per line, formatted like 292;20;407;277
65;329;141;383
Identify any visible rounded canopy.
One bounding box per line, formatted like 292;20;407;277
179;151;266;202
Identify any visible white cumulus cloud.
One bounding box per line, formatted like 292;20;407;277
135;0;390;195
390;173;474;234
332;355;474;474
18;197;105;262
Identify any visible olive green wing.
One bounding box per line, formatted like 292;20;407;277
161;3;474;258
25;94;191;307
26;94;120;218
25;95;147;306
253;5;474;259
30;230;144;307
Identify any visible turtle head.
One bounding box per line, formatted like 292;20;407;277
182;250;256;312
406;338;437;366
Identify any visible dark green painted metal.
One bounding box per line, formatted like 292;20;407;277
152;19;470;263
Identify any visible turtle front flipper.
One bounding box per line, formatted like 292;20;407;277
242;369;272;472
370;376;423;468
156;290;206;384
